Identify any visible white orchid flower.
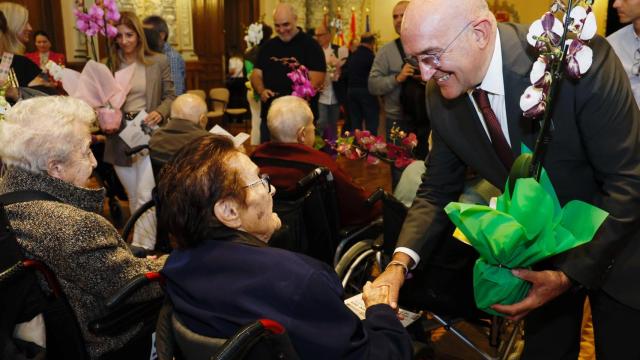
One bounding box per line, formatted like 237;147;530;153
527;12;564;49
565;39;593;79
520;85;546;118
530;56;550;87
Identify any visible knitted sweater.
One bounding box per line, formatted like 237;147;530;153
0;166;165;358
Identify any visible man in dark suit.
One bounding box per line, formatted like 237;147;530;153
373;0;640;358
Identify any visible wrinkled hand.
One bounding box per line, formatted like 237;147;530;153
363;281;389;308
491;269;572;321
372;264;406;311
260;89;275;102
144;111;163;126
396;63;416;83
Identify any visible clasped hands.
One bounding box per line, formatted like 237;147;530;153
371;261;572;321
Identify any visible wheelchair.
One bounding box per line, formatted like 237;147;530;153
0;196;162;359
334;189;523;360
108;272;300;360
252;156;381;265
120;144;171;254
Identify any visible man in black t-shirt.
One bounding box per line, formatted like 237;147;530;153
250;3;325;142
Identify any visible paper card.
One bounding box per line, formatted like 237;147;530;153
344;293;422;327
209;124;250;148
119;110;157;148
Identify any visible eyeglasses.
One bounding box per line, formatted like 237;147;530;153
633;48;640;77
243;174;272;193
407;21;474;72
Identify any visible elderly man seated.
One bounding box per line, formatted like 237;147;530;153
251;95;380;226
159;134;412;359
149;93;209;164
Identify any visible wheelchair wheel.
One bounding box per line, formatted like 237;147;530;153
122;199;156;245
334;240;382;297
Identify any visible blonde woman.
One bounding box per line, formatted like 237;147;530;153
0;3;51;100
103;11;175;249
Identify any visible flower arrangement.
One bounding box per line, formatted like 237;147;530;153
519;0;596;180
73;0;120;70
244;22;264;49
271;57;316;100
330;123;417;169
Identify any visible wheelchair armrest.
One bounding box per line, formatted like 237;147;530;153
366;187;385;205
214;319;296;360
105;272;164;310
0;259;63;297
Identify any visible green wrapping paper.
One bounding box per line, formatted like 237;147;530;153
444;170;608;316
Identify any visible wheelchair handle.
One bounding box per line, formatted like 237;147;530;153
105;272;163;310
0;261;24;285
366;187;385;205
125;144;149;156
297;167;329;188
0;260;64;297
214;319;287;359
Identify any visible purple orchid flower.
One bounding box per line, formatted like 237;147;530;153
527;12;564;50
520;85;546;118
564;39;593;80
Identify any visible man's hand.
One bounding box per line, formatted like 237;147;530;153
260;89;275;102
396;63;416;83
363;281;390;308
144;111;163;126
372;253;412;310
491;269;573;321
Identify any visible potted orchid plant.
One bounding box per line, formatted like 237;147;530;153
73;0;120;71
444;0;608;316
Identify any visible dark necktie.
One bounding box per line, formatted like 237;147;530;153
472;89;514;170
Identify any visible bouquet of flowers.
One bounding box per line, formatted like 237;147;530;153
46;0;125;132
444;0;607;316
73;0;120;70
271;57;316;100
331;123;417;169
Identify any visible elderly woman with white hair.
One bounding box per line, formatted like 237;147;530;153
0;96;165;358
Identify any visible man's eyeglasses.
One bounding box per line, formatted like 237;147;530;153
406;21;474;71
633;48;640;77
244;174;272;193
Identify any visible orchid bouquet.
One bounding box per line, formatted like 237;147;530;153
73;0;120;70
518;0;596;181
330;124;417;169
271;57;316;100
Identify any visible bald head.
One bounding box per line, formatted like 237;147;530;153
393;1;411;35
267;96;314;146
314;23;331;47
171;94;208;126
273;3;299;42
401;0;496;99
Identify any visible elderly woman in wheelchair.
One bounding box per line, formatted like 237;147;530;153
158;134;413;359
0;96;165;358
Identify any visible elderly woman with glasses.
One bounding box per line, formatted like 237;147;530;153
159;134;412;359
0;96;165;358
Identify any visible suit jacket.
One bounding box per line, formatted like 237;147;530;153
104;53;176;166
161;230;412;360
398;23;640;308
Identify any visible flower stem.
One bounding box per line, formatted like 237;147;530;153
529;0;574;181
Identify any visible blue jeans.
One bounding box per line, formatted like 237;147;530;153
317;103;340;141
348;87;379;135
